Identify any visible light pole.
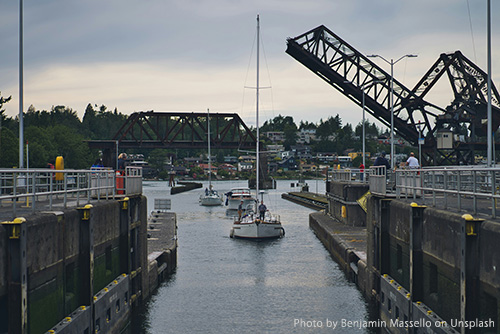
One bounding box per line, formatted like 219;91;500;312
19;0;24;168
360;81;383;168
367;54;417;168
344;80;381;170
487;0;492;166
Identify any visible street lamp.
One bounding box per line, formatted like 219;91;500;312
360;81;383;168
19;0;24;168
344;80;382;170
367;54;417;168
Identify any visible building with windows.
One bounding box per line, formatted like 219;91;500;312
265;131;285;143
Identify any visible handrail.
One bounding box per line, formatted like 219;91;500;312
0;166;143;217
328;168;369;184
329;165;500;218
395;166;500;218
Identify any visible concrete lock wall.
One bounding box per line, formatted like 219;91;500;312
327;181;369;227
0;225;7;332
0;195;167;334
320;180;500;333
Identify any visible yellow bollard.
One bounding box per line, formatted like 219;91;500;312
55;156;64;181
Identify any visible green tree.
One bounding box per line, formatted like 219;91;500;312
82;104;127;139
260;114;297;133
299;120;317;130
316;115;342;139
148;149;168;171
25;105;82;132
283;123;298;149
49;125;93;168
0;127;18;168
0;93;17;167
25;126;56;167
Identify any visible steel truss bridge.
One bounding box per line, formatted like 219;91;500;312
286;25;500;165
87;111;257;168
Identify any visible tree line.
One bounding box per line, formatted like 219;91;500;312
0;91;388;169
0;94;127;168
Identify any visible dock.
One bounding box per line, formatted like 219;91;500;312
147;209;178;287
281;191;327;210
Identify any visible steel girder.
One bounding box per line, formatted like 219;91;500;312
286;25;500;165
87;111;257;150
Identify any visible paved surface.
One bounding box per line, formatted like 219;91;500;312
310;211;367;262
282;191;328;210
147;211;177;252
0;196;116;221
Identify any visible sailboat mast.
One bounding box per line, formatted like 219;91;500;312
256;14;260;201
207;108;211;187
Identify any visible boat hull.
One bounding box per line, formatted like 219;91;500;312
231;222;284;239
200;195;223;206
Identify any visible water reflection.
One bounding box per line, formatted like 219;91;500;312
127;180;378;334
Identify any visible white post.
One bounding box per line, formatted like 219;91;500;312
19;0;24;168
390;61;394;169
362;87;366;168
487;0;492;167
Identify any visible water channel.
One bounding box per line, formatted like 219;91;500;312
128;179;378;333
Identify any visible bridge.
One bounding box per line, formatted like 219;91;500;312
87;111;257;167
286;25;500;166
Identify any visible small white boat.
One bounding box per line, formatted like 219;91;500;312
230;15;284;240
199;108;223;207
230;207;284;239
225;187;255;210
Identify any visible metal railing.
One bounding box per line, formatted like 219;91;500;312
328;168;369;184
329;165;500;218
369;166;388;196
0;166;143;216
396;166;500;218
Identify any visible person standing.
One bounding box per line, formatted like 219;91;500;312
359;162;365;181
406;152;419;168
374;152;390;170
258;201;267;220
117;153;127;170
238;200;244;221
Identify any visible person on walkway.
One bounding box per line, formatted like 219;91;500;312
238;200;244;221
359;162;365;181
258;201;267;220
406;152;419;168
374;151;390;170
117;153;127;170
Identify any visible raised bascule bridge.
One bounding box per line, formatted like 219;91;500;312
286;25;500;166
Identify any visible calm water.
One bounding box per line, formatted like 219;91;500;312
128;179;377;333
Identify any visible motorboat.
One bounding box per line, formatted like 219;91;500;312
225;187;255;210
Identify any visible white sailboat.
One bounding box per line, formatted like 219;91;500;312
230;15;284;239
199;108;223;206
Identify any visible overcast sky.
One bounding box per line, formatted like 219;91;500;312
0;0;498;129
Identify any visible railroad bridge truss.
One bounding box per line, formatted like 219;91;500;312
286;25;500;165
87;111;257;168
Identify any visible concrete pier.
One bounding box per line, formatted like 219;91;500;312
0;195;177;334
309;211;369;293
147;210;177;291
308;180;500;334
